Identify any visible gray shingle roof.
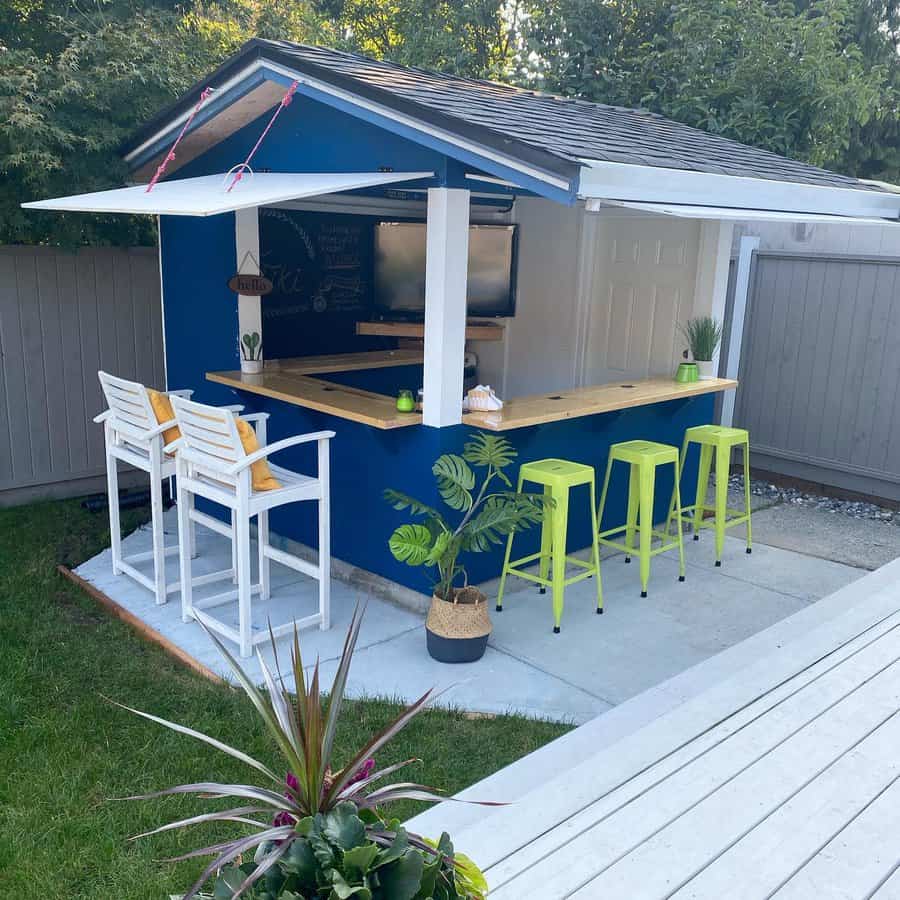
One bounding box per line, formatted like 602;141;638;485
124;38;880;194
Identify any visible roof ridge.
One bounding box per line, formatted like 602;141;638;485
253;37;654;115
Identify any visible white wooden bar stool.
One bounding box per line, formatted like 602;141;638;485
168;395;334;658
95;371;241;606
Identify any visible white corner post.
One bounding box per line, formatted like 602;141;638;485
692;219;735;376
721;235;760;427
423;187;470;427
234;207;262;356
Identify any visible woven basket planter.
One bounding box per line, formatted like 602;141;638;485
425;586;492;663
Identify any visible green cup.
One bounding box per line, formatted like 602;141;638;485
396;389;416;413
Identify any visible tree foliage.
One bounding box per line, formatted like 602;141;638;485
3;0;900;247
519;0;899;177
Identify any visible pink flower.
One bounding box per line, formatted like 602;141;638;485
347;758;376;787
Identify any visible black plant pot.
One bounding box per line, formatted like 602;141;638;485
426;627;490;663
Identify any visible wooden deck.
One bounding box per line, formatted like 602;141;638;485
416;558;900;899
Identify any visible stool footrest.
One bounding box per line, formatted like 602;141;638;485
505;553;599;589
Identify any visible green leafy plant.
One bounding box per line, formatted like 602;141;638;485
241;332;263;362
385;433;551;600
114;606;493;899
680;316;722;362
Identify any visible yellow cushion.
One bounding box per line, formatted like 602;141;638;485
147;389;180;447
236;419;282;491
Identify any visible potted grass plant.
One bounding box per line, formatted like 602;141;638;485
115;606;492;899
385;433;550;663
240;331;263;374
681;316;722;380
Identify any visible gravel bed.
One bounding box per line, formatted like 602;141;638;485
727;474;899;524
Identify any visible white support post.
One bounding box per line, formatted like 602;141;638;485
234;207;262;357
692;220;735;376
721;235;760;427
423;187;470;427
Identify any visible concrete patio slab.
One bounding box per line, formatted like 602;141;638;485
735;503;900;571
74;507;865;723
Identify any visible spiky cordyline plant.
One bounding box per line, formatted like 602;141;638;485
113;605;495;899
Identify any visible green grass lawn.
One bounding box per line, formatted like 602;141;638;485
0;498;569;899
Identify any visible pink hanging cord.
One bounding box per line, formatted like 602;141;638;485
146;87;214;193
226;80;299;193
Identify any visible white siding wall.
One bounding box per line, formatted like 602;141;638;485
734;220;900;256
478;200;703;397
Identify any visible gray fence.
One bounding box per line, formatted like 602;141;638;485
0;245;164;505
733;250;900;501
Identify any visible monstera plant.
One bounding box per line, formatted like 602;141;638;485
115;606;492;898
385;433;550;662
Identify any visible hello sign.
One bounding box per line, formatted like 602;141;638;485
228;272;273;296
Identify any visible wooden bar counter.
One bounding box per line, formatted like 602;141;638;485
465;377;738;431
207;351;423;429
208;351;736;432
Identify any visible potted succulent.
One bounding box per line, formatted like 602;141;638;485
240;331;263;374
116;607;492;899
681;316;722;380
385;433;550;663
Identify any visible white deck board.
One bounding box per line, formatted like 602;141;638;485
736;766;900;900
443;559;900;899
484;616;900;895
870;865;900;899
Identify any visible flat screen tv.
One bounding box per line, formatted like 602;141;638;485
374;222;517;317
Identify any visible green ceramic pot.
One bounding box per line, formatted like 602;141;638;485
675;362;699;383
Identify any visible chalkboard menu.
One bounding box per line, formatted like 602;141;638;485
258;208;382;359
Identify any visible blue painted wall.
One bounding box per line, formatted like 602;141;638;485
175;93;446;184
160;212;242;404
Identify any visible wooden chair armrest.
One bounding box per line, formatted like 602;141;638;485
228;431;335;475
93;409;112;424
165;388;194;399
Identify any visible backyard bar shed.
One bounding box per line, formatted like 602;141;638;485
25;38;900;595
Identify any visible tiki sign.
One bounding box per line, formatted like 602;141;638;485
228;272;273;296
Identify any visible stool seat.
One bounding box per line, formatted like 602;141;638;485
609;440;680;466
497;457;603;633
519;458;595;488
597;439;686;597
668;424;752;566
685;424;749;445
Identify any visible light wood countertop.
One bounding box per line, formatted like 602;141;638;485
464;377;738;431
208;351;736;431
206;369;422;429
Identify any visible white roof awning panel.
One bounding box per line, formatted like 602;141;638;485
587;199;900;226
22;171;434;217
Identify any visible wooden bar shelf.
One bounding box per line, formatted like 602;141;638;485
356;320;505;341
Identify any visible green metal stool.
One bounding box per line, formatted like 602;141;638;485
597;440;686;597
496;459;603;634
668;425;752;567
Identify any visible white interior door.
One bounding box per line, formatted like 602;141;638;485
583;217;700;384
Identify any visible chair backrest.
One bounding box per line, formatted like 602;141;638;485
98;370;156;438
170;394;244;469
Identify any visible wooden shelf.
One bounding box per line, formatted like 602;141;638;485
270;349;423;375
465;378;738;431
356;320;505;341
